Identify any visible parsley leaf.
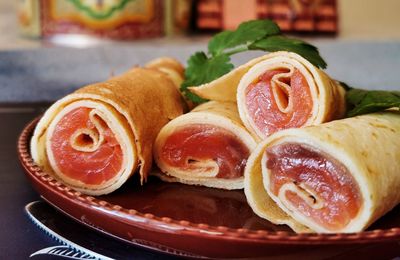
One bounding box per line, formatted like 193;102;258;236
180;52;233;103
346;88;400;117
249;35;327;69
208;20;280;56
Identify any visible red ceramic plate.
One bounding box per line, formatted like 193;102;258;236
18;118;400;258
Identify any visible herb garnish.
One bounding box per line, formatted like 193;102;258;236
180;20;326;103
346;88;400;117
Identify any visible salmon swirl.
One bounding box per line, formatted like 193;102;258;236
31;59;185;195
154;101;257;190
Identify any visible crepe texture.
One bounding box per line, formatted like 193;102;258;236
153;101;257;189
190;51;346;140
31;58;184;195
244;112;400;233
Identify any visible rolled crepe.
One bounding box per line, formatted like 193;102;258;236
31;58;185;195
244;112;400;233
153;101;257;189
189;51;346;140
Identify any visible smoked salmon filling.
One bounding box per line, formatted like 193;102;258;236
42;100;136;195
263;142;362;232
244;68;313;137
244;112;400;233
154;101;257;190
47;104;126;186
160;124;250;179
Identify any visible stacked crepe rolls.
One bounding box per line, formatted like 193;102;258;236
244;112;400;233
190;51;346;140
31;58;185;195
153;101;257;189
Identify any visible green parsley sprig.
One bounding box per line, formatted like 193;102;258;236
180;19;327;103
346;88;400;117
339;82;400;117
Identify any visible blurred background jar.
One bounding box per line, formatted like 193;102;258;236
17;0;192;43
17;0;338;42
193;0;337;34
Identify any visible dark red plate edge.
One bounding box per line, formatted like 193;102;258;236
17;117;400;245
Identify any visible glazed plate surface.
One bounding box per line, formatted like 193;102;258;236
18;118;400;258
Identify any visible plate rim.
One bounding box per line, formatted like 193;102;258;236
18;117;400;245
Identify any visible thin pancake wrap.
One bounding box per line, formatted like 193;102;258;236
31;59;184;195
154;101;257;190
190;51;345;140
244;112;400;233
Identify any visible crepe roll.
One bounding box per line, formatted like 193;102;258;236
190;51;346;140
154;101;257;190
31;58;185;195
244;112;400;233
